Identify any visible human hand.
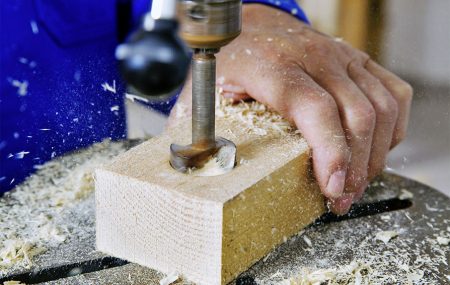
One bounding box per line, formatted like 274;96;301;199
170;4;413;214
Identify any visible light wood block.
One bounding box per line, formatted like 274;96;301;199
95;114;325;285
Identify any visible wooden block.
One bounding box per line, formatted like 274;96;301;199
95;104;325;285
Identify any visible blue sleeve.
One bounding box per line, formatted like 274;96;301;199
0;0;126;193
0;0;308;194
242;0;309;24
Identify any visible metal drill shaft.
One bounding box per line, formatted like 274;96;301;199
192;50;217;147
169;1;241;175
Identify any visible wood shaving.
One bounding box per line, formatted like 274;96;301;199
159;271;179;285
10;79;28;96
30;20;39;34
436;236;449;245
125;93;149;103
398;189;414;200
374;230;399;244
216;96;294;136
101;80;116;94
0;140;127;271
259;188;449;285
189;143;236;177
302;236;312;248
3;281;25;285
288;261;371;285
407;270;424;283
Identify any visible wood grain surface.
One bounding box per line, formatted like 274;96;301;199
95;115;325;285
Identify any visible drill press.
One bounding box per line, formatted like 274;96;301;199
116;0;242;174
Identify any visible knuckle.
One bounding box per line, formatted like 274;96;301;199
347;101;376;135
291;88;337;116
340;147;352;165
345;46;370;64
305;40;333;58
317;143;351;168
394;81;414;102
374;94;399;124
306;89;336;107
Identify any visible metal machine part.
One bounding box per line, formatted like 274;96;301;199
115;0;190;98
170;49;239;174
170;0;242;175
177;0;242;49
116;0;242;175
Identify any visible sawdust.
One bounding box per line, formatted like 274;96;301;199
216;94;294;136
286;261;372;285
189;142;236;177
255;207;449;285
0;140;127;271
374;230;399;244
436;236;449;246
2;281;25;285
170;89;295;136
242;176;449;285
398;189;414;200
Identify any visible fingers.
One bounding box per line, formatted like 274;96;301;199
219;48;354;213
280;74;350;202
306;64;376;202
219;54;352;203
348;62;398;185
365;60;413;148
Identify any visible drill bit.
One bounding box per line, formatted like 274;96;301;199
170;49;236;175
191;49;217;147
169;0;242;175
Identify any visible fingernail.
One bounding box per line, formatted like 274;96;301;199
325;170;346;199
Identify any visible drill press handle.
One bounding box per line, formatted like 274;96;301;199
115;0;190;98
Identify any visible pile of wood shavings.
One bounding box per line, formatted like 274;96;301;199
170;90;295;136
216;97;294;136
258;211;449;285
284;261;372;285
0;140;127;271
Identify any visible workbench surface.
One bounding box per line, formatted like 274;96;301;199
1;141;449;284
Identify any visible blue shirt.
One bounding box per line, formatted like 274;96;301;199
0;0;308;194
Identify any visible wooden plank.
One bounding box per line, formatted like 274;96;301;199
95;103;325;285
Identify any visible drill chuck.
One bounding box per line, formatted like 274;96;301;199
178;0;242;49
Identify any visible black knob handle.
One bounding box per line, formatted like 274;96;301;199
116;20;190;98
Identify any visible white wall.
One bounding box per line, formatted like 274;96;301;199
383;0;450;86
